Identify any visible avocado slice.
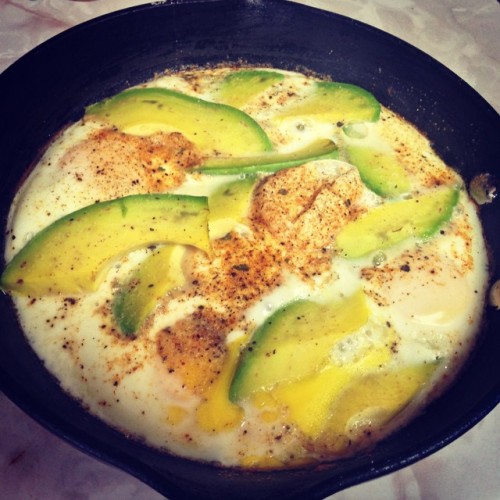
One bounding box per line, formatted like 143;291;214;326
229;290;370;402
208;175;257;238
325;362;439;438
346;145;411;197
273;81;380;124
196;139;338;175
270;358;437;441
268;334;396;439
335;187;460;259
113;244;185;336
86;88;273;156
216;69;285;108
1;194;210;296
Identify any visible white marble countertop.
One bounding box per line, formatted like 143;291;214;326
0;1;499;499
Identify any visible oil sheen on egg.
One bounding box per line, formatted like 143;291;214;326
3;66;489;468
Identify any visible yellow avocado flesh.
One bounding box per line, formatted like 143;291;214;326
113;244;186;336
346;145;411;197
86;87;273;156
271;359;437;441
335;186;460;259
208;176;257;239
324;362;438;438
216;69;285;108
1;194;210;296
197;138;338;175
268;339;394;439
229;290;370;402
274;81;380;124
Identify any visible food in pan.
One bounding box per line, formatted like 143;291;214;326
1;66;489;468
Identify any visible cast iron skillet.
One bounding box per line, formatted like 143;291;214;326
0;1;498;499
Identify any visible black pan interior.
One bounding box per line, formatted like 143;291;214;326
0;1;499;499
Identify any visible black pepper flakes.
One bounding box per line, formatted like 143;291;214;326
232;264;250;272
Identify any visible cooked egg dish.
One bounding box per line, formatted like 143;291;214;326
1;66;489;468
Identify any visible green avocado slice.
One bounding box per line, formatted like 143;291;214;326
229;291;370;402
273;81;381;124
208;176;257;238
335;187;460;259
346;145;411;197
196;138;338;175
113;244;185;336
86;87;273;156
216;69;285;108
1;194;210;296
324;361;439;437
